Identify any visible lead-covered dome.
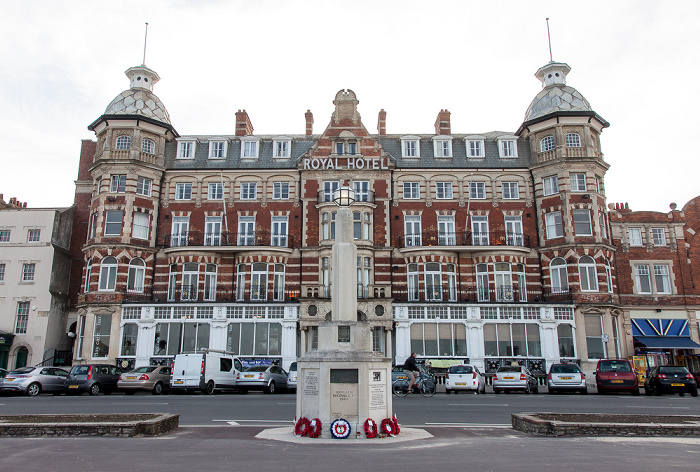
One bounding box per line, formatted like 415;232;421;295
103;65;171;125
523;62;592;122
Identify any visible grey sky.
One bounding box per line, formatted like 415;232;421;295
1;1;698;212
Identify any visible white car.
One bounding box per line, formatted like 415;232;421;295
287;362;297;393
445;364;485;394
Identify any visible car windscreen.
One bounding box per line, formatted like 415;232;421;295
449;366;473;374
289;362;297;371
132;367;157;373
599;361;632;373
497;366;522;373
658;367;689;375
244;366;269;372
551;365;581;374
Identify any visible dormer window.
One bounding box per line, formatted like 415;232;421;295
176;139;197;159
432;137;452;158
347;142;357;155
466;139;485;158
208;139;228;159
141;138;155;155
498;137;518;158
334;141;357;156
401;137;420;158
540;136;555;152
116;135;131;150
565;133;581;147
241;137;259;159
273;138;291;158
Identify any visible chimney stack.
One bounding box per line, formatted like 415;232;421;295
377;109;387;135
235;110;254;136
434;109;451;135
305;110;314;136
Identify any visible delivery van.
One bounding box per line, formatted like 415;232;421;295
171;350;243;394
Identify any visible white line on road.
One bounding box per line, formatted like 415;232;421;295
449;403;509;407
110;402;169;405
425;422;511;428
626;406;691;409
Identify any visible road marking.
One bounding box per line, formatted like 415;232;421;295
111;402;169;405
626;406;691;409
227;421;240;426
449;403;509;407
425;422;511;428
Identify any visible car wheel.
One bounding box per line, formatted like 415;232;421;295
239;388;248;395
690;389;698;397
265;381;276;394
654;384;662;396
644;387;652;396
124;391;136;395
494;388;501;394
445;389;451;394
532;384;539;394
26;382;41;397
89;383;101;396
580;388;588;395
205;380;215;395
152;382;163;395
524;384;530;394
632;386;640;396
548;387;555;395
480;384;486;394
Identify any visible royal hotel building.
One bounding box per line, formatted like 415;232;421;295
65;59;700;378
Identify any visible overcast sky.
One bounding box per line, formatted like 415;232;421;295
1;1;698;213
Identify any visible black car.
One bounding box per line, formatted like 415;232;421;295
65;364;125;395
644;365;698;397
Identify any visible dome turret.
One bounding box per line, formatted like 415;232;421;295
101;65;171;125
523;62;594;123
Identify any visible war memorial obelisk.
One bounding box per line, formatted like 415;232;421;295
295;187;393;438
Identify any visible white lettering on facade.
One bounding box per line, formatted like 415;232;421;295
302;158;388;171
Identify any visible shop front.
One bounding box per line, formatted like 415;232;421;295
631;318;700;383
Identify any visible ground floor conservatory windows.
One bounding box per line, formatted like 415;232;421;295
226;322;282;356
153;322;211;356
410;322;467;357
483;323;541;357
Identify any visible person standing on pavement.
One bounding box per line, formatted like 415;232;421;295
402;352;419;393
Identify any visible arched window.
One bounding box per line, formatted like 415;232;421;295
476;263;489;301
540;136;555;152
127;258;145;293
182;262;199;301
495;262;513;301
578;255;598;292
424;262;442;301
115;135;131;150
141;138;155;155
550;258;568;293
565;133;581;147
98;256;118;291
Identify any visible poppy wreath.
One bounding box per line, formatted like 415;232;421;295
392;415;401;435
381;418;397;436
330;418;351;439
294;417;311;436
364;418;378;439
308;418;322;438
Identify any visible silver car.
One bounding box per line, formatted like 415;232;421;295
0;366;69;396
492;365;539;394
236;365;288;394
286;362;297;393
118;366;172;395
548;363;587;394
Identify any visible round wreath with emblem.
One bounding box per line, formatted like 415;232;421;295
330;418;351;439
363;418;378;439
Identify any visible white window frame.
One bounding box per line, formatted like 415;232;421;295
273;182;290;200
540;136;555;152
599;212;608;240
435;182;453;199
15;301;30;334
322;181;339;202
432;137;453;158
543;175;559;195
208;182;224;200
21;263;35;282
127;258;145;293
466;139;485;158
136;176;152;196
104;210;123;236
204;264;218;301
89;213;98;239
498;137;518;158
634;264;652;294
403;182;420;199
175;183;192;200
401;137;420;158
565;133;581;147
271;216;288;247
424;262;443;301
0;262;6;283
176;139;196;159
84;258;91;292
238;216;256;246
132;212;150;240
208;139;228;159
651;228;666;246
578;256;598;292
654;264;672;294
141;138;155;155
476;263;489;301
0;230;10;242
573;209;593;236
181;262;199;301
571;173;587;192
204;216;222;246
171;216;189;247
628;227;643;246
550;258;569;293
353;181;370;202
504;216;523;246
502;182;519;199
272;138;291;158
471;216;489;246
27;229;41;242
240;182;257;200
110;175;126;193
545;211;564;239
241;138;260;159
115;135;131;150
469;181;485;199
404;215;422;247
98;256;118;291
437;215;455;246
407;263;419;301
634;263;673;295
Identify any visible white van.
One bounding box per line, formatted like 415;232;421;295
170;351;243;394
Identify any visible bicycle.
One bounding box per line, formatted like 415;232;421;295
392;374;436;397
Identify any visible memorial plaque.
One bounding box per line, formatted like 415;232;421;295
330;382;358;422
301;369;320;418
368;370;388;419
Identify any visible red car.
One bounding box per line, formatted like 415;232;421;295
594;359;640;395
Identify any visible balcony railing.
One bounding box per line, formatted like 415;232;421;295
393;285;572;303
119;284;302;303
395;230;531;249
317;190;375;204
160;230;294;249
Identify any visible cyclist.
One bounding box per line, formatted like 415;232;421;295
402;352;419;394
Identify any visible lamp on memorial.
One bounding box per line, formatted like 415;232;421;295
333;186;355;207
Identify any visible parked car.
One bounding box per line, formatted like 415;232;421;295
391;365;408;383
644;365;698;397
594;359;639;395
118;366;172;395
493;365;538;394
287;362;297;393
445;364;486;394
65;364;124;395
171;352;243;394
548;363;587;394
236;365;288;394
0;366;69;396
